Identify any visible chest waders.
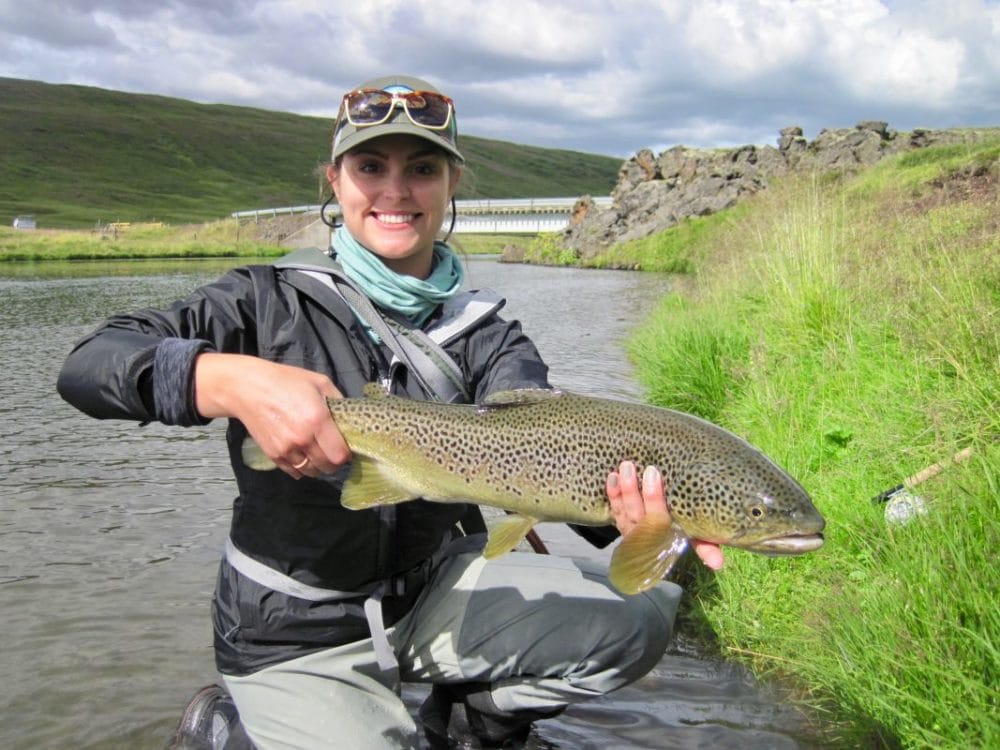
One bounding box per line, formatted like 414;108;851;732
224;247;502;676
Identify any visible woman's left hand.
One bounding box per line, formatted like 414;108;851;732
606;461;724;570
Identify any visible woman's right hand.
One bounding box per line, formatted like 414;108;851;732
607;461;724;570
194;353;351;478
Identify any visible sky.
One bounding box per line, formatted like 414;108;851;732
1;0;998;158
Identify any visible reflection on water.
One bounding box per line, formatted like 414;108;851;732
0;257;822;749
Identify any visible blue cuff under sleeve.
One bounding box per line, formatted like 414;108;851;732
153;338;215;426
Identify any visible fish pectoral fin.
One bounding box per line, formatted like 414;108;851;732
483;514;539;558
241;437;277;471
608;514;689;595
341;455;419;510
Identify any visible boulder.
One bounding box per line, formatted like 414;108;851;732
499;243;526;263
562;123;986;257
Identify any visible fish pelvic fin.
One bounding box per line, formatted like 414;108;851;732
483;514;539;559
608;514;689;595
341;455;419;510
241;437;277;471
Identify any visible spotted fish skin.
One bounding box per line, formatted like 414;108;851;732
329;386;823;545
242;385;825;593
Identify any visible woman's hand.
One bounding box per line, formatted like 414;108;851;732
606;461;724;570
194;353;351;479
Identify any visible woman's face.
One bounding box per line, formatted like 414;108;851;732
329;134;461;278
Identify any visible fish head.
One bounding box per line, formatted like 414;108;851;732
667;451;825;555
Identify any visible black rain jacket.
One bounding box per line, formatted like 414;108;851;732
57;253;615;674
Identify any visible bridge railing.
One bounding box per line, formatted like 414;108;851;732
230;196;612;222
452;215;572;233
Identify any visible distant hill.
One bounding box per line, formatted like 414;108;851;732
0;78;622;228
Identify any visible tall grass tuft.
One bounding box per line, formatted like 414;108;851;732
626;139;1000;748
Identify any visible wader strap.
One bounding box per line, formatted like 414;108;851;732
225;537;450;677
364;587;399;677
328;275;470;403
268;250;495;671
225;538;372;602
288;265;498;571
275;255;502;404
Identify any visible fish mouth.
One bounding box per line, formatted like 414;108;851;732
745;533;825;555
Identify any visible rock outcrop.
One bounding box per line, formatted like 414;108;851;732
563;122;983;261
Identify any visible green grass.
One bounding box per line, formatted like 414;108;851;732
625;139;999;748
0;77;620;229
452;233;537;256
588;204;753;272
516;198;751;272
0;220;284;261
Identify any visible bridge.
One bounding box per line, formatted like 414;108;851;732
231;196;612;235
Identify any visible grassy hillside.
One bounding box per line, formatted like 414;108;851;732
0;77;621;228
616;139;999;748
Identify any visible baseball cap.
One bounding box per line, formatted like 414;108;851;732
331;75;464;162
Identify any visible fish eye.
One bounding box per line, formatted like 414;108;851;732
748;503;767;519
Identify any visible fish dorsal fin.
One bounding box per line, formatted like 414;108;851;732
361;382;390;399
480;388;564;408
341;455;418;510
608;514;689;595
329;383;390;410
483;513;539;558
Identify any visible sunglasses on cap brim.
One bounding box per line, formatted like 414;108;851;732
339;88;455;130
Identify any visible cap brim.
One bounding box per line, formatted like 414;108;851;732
333;121;464;162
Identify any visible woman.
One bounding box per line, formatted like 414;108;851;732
58;74;723;750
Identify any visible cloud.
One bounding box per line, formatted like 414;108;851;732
0;0;121;49
0;0;997;156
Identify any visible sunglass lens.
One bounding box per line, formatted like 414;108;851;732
405;93;451;127
346;91;392;124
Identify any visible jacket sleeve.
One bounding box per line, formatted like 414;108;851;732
57;267;261;425
463;315;551;401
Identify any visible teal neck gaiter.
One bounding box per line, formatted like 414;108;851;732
331;226;464;328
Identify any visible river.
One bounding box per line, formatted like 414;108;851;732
0;256;821;749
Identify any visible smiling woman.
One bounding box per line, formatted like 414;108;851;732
58;73;722;750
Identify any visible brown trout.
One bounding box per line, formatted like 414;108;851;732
243;386;824;594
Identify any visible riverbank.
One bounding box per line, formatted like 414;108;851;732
0;219;526;262
626;140;998;748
